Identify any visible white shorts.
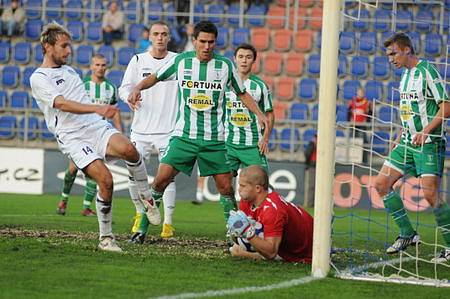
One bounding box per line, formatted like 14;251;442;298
57;120;120;169
130;132;171;162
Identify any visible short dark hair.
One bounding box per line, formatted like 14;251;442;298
234;43;257;60
193;21;218;39
383;32;415;55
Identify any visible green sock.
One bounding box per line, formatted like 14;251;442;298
83;179;97;209
137;214;150;234
219;194;237;222
383;191;415;238
151;187;163;208
434;202;450;247
61;169;77;201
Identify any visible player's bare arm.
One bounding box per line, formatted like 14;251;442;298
111;110;122;132
258;111;274;155
53;95;119;119
127;74;159;110
248;235;281;260
413;101;450;145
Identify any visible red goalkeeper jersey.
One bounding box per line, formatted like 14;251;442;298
239;191;313;263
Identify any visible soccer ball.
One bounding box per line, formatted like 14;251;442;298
232;221;264;252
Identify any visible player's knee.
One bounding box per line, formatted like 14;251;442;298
422;188;438;206
96;172;113;192
374;176;388;196
217;183;233;195
124;142;140;162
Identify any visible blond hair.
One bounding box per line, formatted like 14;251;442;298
40;22;72;54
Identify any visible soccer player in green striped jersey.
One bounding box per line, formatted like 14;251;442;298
128;21;268;228
56;54;122;217
224;43;274;176
375;33;450;262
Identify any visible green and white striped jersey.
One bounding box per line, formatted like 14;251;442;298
156;51;245;141
398;60;448;144
225;74;273;147
83;76;117;105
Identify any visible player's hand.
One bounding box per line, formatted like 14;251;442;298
227;210;255;239
127;89;142;111
412;129;429;146
96;104;119;119
257;113;269;132
229;244;244;257
258;138;269;155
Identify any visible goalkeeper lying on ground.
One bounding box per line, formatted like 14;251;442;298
227;165;313;263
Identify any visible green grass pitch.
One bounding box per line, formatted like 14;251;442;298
0;193;448;299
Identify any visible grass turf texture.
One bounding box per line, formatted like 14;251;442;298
0;194;448;299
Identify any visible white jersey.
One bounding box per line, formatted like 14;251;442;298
119;51;178;134
30;65;102;135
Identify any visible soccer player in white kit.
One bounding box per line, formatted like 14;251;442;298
119;21;178;242
30;22;160;252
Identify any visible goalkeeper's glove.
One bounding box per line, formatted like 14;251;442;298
227;210;255;239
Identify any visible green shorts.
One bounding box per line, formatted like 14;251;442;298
226;144;269;175
385;140;445;177
161;137;231;176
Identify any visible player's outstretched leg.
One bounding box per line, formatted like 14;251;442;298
81;178;97;216
57;161;78;215
213;173;237;222
161;181;176;238
128;175;146;233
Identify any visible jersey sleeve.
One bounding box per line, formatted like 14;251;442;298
110;84;118;105
259;80;273;113
424;64;448;104
156;54;178;81
260;204;286;238
30;71;61;108
118;54;140;102
227;60;246;95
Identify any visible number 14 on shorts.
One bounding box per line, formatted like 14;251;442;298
82;146;94;155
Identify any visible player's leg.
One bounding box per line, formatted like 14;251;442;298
192;171;206;205
81;178;97;216
212;172;236;222
105;133;160;226
57;160;78;215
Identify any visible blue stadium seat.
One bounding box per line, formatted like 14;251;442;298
14;42;31;64
148;2;163;22
446;135;450;157
311;104;319;121
128;23;144;44
424;33;442;56
406;31;420;54
65;0;83;20
342;80;361;101
339;31;355;54
0;115;17;139
268;128;277;151
73;67;83;79
374;9;390;32
336;104;348;123
118;47;136;67
351;56;369;78
193;4;204;24
395;10;413;32
165;2;176;25
378;106;396;123
298;78;318;101
222;50;234;60
0;41;10;63
2;66;20;88
393;62;404;78
373;56;390;79
232;28;250;47
444;10;450;33
280;128;300;152
0;91;7;108
315;31;322;49
34;44;43;64
372;131;390;155
85;0;103;21
31;97;40;110
19;116;39;140
76;45;94;66
307;54;320;76
11;91;29;109
125;1;140;23
290;103;308;120
387;81;400;104
359;32;377;54
415;10;433;32
117;100;131;113
45;0;63;20
108;70;124;88
216;26;229;50
97;45;115;67
247;5;266;27
170;27;182;46
25;20;44;40
227;4;240;26
380;31;394;53
87;22;102;43
22;67;36;89
207;4;224;25
351;8;370;31
302;128;317;150
438;58;450;79
26;0;42;19
338;54;347;77
365;80;384;101
40;119;54;140
67;21;84;42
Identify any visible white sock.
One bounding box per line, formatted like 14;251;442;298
95;195;113;239
196;187;204;202
163;182;176;225
125;154;151;200
128;178;144;213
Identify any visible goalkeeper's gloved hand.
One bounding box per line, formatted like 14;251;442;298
227;210;255;239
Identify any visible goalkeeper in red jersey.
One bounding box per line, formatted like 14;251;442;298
227;165;313;263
